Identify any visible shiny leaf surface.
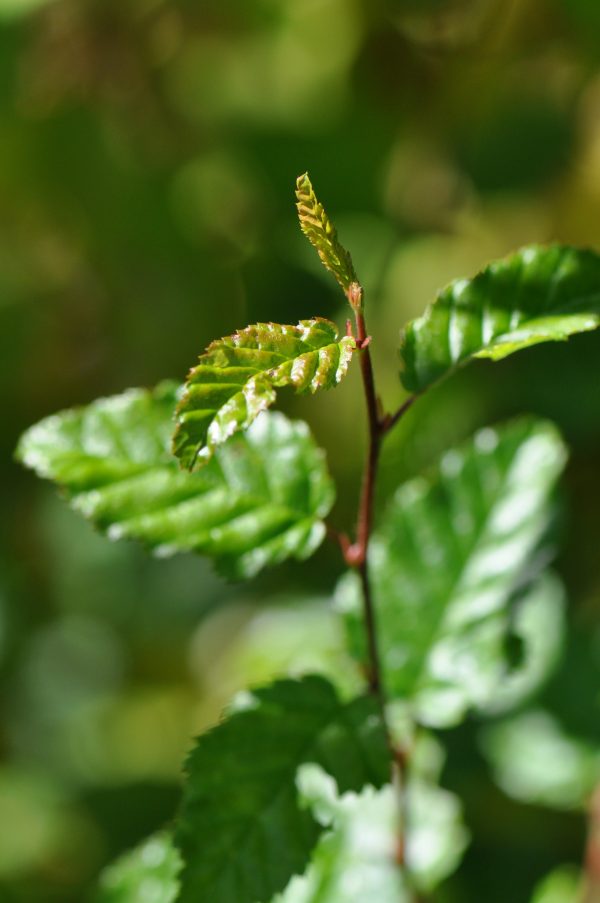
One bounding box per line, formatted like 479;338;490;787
399;245;600;393
173;318;355;468
336;419;567;727
16;383;334;579
175;675;390;903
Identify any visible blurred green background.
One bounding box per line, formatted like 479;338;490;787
3;0;600;900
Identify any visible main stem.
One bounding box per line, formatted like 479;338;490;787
353;308;384;696
345;294;416;882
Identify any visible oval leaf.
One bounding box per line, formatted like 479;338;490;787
16;383;335;579
175;675;390;903
399;245;600;393
336;418;568;727
173;318;355;469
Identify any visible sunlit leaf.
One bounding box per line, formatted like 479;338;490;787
175;675;390;903
16;383;335;579
95;832;181;903
482;710;600;810
399;245;600;393
173;318;355;469
336;418;567;727
295;173;359;297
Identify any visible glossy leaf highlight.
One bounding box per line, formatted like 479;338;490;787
173;318;355;469
174;675;390;903
336;418;567;727
16;383;335;579
399;245;600;393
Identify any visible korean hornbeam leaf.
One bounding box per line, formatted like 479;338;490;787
172;318;355;469
95;832;180;903
336;418;568;728
399;245;600;393
295;173;360;301
16;382;335;579
174;675;390;903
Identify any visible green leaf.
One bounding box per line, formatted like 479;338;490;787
275;759;468;902
16;383;335;579
174;675;390;903
95;832;181;903
399;245;600;393
295;173;360;298
482;710;600;810
173;318;355;469
530;866;581;903
336;418;568;727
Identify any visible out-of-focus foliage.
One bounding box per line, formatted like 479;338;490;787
16;384;335;578
530;866;581;903
337;418;567;727
95;832;180;903
4;0;600;900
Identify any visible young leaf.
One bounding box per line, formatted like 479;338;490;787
16;383;335;579
95;832;180;903
336;418;567;727
399;245;600;393
174;675;390;903
295;173;359;298
172;318;355;469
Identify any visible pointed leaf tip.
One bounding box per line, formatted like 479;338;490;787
295;173;359;298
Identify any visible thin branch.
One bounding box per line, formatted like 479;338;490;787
340;290;418;899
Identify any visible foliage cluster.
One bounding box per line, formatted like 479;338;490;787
16;176;600;902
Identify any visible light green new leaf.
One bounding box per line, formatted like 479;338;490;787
275;759;468;903
399;245;600;393
173;318;355;469
295;173;359;297
174;675;390;903
95;832;181;903
336;418;567;727
16;383;335;579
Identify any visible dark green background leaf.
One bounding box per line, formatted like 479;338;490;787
16;383;335;579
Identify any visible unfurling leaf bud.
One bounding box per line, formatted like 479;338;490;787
296;173;361;303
